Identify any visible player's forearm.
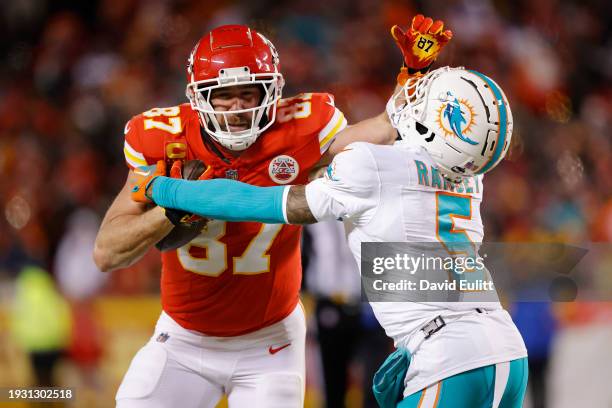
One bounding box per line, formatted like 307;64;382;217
285;185;317;224
327;112;396;155
149;177;317;224
93;206;173;272
149;177;318;225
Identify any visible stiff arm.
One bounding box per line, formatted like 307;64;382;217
148;143;379;227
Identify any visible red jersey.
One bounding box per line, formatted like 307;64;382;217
123;93;346;336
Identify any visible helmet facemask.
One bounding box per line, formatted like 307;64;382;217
387;68;461;181
186;67;284;151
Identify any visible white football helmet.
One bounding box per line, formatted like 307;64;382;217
387;66;513;181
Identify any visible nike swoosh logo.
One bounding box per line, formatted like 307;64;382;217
325;94;335;107
268;343;291;355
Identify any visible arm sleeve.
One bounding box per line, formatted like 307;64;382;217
151;178;289;224
305;142;380;223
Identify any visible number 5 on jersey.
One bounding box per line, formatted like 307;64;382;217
436;192;486;288
177;221;283;277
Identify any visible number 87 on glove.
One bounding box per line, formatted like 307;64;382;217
391;14;453;72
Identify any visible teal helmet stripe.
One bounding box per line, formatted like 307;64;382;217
468;70;508;175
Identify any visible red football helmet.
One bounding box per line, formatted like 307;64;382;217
185;25;285;151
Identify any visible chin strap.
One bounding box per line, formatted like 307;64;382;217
440;170;463;185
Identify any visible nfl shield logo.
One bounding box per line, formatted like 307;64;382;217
225;169;238;180
268;155;299;184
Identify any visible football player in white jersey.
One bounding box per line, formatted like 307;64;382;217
135;67;528;407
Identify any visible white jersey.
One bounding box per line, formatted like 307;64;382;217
305;141;527;396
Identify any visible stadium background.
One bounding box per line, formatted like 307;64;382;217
0;0;610;407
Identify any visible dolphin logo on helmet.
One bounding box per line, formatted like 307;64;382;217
443;94;478;145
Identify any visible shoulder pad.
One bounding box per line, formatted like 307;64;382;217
123;104;193;169
276;93;347;154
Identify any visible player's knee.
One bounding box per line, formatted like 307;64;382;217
255;373;304;408
115;342;168;404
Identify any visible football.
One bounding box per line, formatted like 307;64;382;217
155;159;209;251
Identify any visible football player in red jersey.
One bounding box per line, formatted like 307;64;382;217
94;19;451;408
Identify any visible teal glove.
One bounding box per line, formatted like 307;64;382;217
372;347;411;408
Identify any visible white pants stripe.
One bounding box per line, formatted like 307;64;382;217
418;381;441;408
492;361;510;408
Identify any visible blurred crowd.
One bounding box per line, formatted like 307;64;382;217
1;0;611;281
0;0;610;406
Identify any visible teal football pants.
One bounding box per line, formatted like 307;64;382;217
397;357;528;408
